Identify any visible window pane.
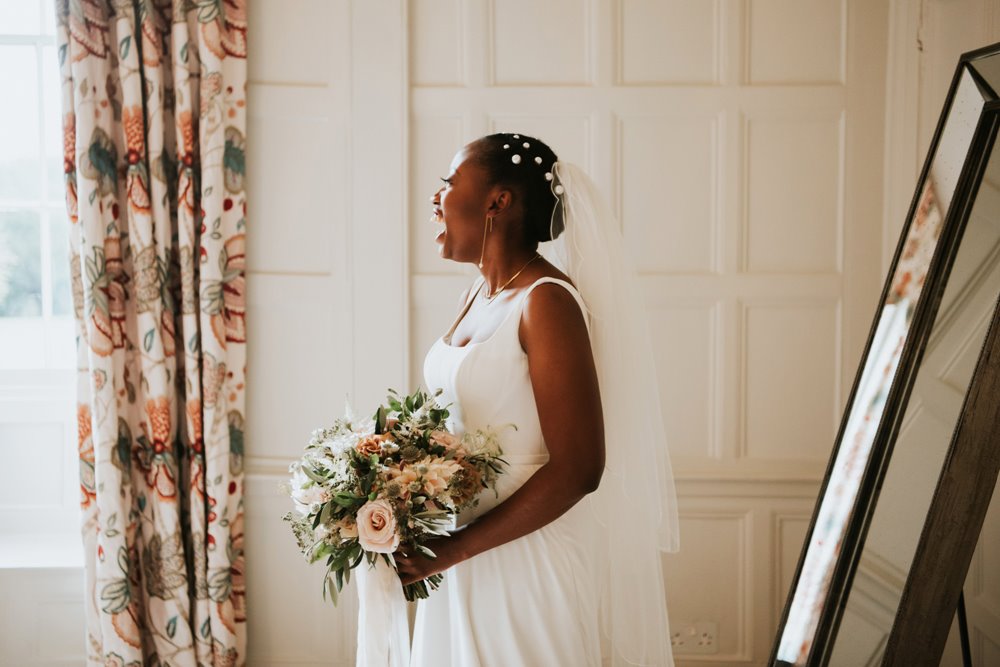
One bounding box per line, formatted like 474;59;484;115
41;0;55;35
43;45;64;203
48;212;70;316
0;210;42;317
0;0;42;35
0;45;41;201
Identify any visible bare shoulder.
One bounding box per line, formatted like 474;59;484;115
518;272;588;353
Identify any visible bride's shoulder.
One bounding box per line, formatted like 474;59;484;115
519;272;588;344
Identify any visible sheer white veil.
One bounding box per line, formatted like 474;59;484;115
539;161;680;665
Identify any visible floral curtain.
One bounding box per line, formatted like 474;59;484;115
55;0;248;664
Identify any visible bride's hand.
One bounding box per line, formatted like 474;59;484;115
394;536;465;586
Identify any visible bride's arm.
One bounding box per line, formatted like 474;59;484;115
396;283;605;583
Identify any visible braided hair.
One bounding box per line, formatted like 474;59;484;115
468;133;564;245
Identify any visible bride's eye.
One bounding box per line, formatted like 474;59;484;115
439;176;452;185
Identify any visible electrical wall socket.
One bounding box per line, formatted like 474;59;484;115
670;621;719;654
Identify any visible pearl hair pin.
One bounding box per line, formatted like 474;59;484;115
545;172;552;180
534;156;542;164
554;184;564;195
503;144;509;149
511;154;522;164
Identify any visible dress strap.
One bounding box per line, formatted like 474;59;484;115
519;277;591;333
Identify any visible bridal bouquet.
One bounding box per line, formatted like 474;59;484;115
283;388;509;602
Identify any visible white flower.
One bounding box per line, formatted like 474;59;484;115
288;462;328;516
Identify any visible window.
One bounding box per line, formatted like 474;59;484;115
0;0;81;565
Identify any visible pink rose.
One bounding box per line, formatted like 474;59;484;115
356;499;400;553
430;431;461;450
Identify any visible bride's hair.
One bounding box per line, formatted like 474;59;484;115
469;133;563;245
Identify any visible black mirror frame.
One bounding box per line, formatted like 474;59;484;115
771;41;1000;667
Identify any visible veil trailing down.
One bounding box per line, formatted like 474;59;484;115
541;161;681;665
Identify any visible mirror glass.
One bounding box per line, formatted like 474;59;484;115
775;63;989;665
827;113;1000;665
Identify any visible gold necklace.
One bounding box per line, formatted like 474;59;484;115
485;254;541;303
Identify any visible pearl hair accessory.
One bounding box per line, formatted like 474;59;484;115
522;142;530;148
503;144;509;149
545;172;553;180
511;154;522;164
554;184;564;195
534;156;542;164
513;134;520;138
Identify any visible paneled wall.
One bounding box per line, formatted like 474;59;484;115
240;1;361;665
408;1;887;664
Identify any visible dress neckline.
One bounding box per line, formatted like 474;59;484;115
440;277;507;349
439;276;581;350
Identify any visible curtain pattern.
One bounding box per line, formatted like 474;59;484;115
56;1;248;664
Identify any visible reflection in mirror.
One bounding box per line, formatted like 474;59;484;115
828;121;1000;666
775;64;986;665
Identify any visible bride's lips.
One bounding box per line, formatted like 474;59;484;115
432;207;445;242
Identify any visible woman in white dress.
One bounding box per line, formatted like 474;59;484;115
394;133;679;666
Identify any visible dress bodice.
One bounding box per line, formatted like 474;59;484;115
422;275;590;525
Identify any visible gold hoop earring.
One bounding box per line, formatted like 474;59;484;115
478;215;493;268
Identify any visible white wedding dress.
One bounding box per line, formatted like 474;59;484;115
412;274;604;667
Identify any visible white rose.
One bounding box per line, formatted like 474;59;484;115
356;499;400;553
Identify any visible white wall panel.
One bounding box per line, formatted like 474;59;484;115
246;86;341;275
663;511;752;659
618;0;721;85
744;112;843;273
648;303;720;461
620;114;720;274
410;114;465;275
245;275;348;463
747;0;845;84
244;474;357;665
490;0;592;85
742;300;840;460
0;568;85;665
247;0;338;85
410;0;464;86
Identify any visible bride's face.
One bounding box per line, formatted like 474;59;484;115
431;146;493;262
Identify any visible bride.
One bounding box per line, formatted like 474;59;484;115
392;133;680;666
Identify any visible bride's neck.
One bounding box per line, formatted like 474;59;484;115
479;249;539;295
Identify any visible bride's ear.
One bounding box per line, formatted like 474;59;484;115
487;187;514;215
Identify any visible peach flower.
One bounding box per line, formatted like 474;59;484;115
356;499;399;553
355;434;389;458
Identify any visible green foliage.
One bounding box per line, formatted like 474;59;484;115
287;386;507;607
